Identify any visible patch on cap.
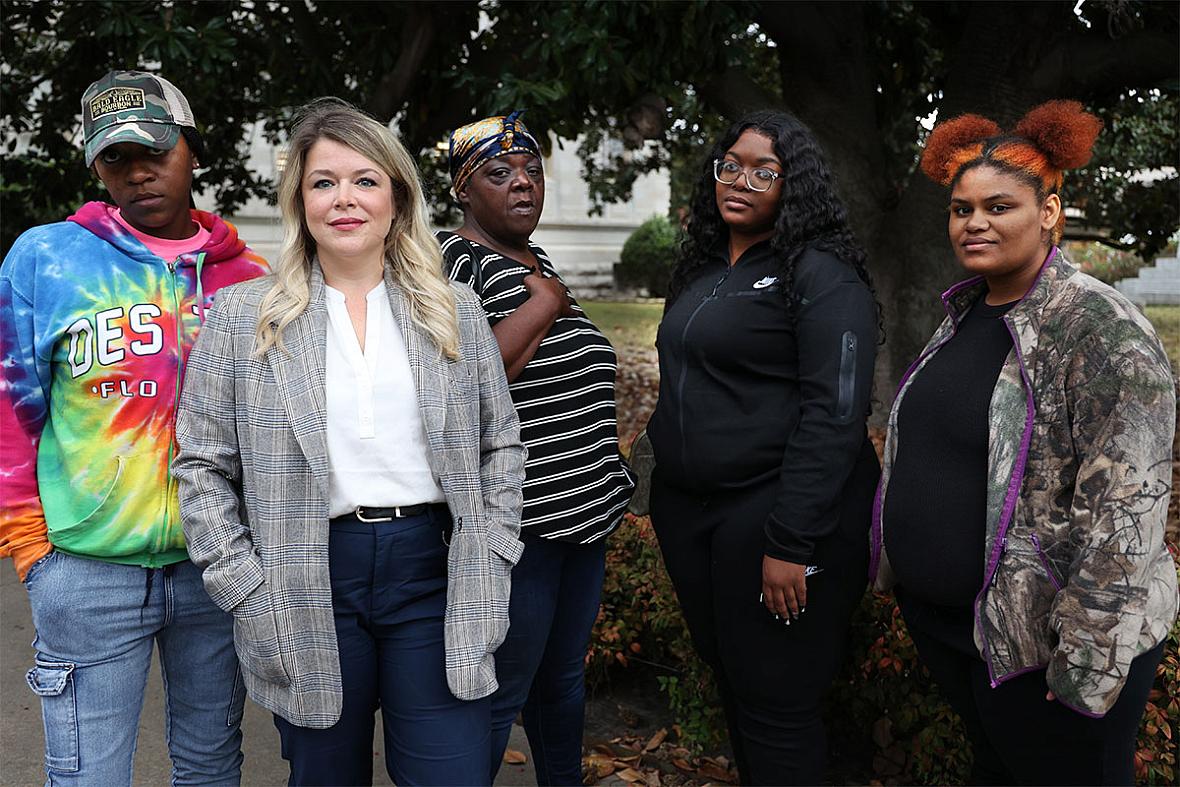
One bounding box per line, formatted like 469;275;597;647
88;87;147;119
81;70;197;166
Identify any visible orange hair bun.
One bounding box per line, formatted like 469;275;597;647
920;114;1002;184
1015;100;1103;170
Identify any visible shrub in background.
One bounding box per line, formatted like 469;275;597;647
1065;241;1147;284
616;215;678;297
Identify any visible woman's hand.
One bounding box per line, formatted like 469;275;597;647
762;555;807;620
523;269;576;318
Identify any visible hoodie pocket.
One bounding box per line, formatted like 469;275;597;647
46;455;125;531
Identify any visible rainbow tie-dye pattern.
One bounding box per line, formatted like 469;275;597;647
0;202;268;580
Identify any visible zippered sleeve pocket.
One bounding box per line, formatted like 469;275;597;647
836;330;858;423
1029;534;1064;591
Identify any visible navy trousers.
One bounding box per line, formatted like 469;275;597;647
489;532;607;786
273;507;490;786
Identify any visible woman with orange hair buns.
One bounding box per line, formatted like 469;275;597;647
871;101;1177;785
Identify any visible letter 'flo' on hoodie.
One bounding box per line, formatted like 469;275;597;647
0;201;268;579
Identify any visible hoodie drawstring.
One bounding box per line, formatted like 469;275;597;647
195;252;207;324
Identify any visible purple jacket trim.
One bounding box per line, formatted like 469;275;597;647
940;274;986;312
868;477;884;581
969;247;1057;686
1054;693;1108;719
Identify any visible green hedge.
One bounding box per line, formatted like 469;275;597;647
617;215;678;297
590;513;1180;785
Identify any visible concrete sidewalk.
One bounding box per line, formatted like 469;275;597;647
1;562;536;786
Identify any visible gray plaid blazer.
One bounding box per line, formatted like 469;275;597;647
173;263;525;729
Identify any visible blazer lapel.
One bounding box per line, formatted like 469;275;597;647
384;268;450;454
268;264;330;497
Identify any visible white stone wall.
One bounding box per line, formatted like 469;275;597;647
196;128;670;298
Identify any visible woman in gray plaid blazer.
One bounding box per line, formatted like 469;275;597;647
173;99;526;786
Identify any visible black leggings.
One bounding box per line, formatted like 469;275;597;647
650;455;875;785
902;601;1164;787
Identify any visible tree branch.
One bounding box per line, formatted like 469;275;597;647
1030;25;1180;97
696;67;782;118
368;4;437;121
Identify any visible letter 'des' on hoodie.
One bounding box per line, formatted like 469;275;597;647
0;201;268;579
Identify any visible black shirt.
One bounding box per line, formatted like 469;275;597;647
437;230;635;543
884;295;1016;608
648;241;878;563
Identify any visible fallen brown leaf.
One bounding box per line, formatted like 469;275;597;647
502;748;527;765
616;767;647;784
585;754;617;780
643;728;668;752
671;758;694;773
696;761;737;784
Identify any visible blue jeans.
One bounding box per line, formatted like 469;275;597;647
23;551;244;786
490;533;607;786
273;507;490;786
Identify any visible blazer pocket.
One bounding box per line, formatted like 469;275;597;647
232;582;291;687
485;527;522;653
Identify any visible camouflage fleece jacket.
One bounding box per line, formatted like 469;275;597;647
870;247;1178;718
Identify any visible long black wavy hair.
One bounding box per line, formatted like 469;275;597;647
667;110;876;321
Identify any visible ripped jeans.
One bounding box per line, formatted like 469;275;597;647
23;551;244;786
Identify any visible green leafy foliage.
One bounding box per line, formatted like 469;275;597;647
617;216;679;296
1066;241;1149;284
3;0;1177;382
1070;90;1180;260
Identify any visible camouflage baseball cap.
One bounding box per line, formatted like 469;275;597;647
81;70;196;166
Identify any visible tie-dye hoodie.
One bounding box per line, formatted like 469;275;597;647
0;202;268;580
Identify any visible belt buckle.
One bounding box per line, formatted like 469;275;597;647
354;506;395;523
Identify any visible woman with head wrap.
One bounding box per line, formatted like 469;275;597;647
873;101;1177;785
437;112;635;786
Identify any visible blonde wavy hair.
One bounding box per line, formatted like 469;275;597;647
255;98;459;359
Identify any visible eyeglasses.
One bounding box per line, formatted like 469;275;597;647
713;159;782;192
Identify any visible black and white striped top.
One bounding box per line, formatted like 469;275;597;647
437;230;634;543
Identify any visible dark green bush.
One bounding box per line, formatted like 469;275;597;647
616;215;678;296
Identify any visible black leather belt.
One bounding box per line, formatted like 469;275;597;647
353;504;433;522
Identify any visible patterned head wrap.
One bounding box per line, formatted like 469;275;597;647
448;111;542;196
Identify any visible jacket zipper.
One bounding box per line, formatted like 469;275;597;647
676;267;731;462
836;330;857;422
162;258;185;555
1029;533;1063;591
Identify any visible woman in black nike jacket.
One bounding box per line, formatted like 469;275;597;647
647;110;880;785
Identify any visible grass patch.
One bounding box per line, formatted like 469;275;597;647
583;301;1179;375
582;300;664;353
1145;306;1179;374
